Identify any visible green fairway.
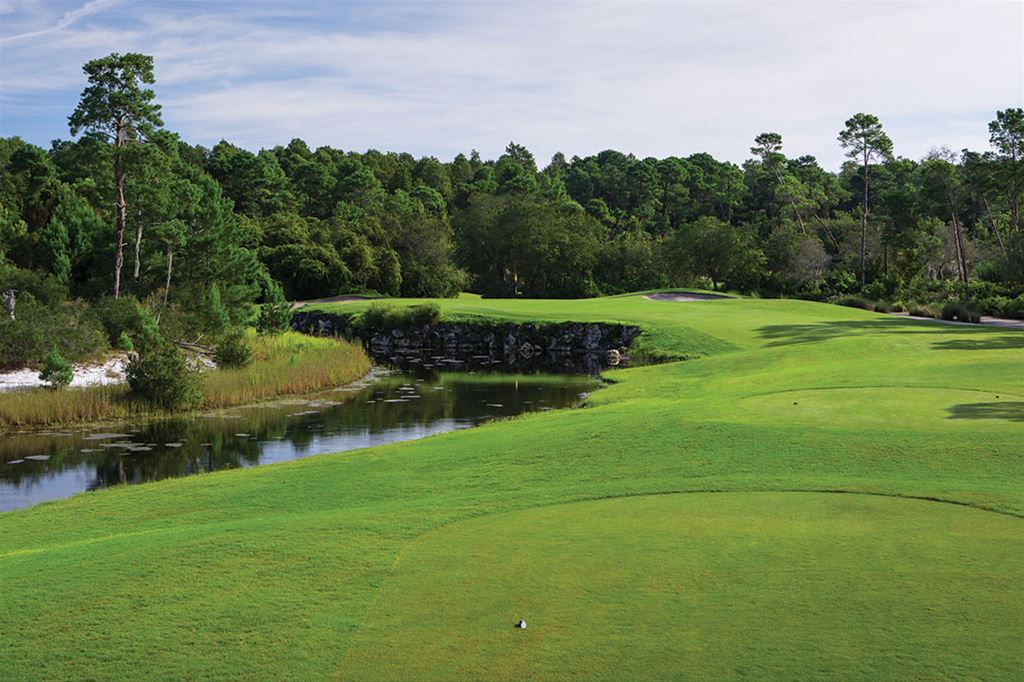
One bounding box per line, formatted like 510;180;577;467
1;292;1022;680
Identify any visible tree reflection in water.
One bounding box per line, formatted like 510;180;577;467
0;369;599;511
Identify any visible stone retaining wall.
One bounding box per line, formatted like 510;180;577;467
290;310;640;374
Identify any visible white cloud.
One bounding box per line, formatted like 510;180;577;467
1;0;1021;168
0;0;121;44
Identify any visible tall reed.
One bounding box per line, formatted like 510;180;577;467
0;332;371;430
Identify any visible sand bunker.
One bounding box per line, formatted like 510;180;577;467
291;294;372;310
644;292;731;302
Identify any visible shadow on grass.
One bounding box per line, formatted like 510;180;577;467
930;336;1024;351
947;402;1024;422
757;317;1024;350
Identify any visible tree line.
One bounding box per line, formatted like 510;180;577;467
2;53;1023;368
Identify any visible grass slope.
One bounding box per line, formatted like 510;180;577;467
1;292;1021;680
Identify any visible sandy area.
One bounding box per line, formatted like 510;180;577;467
644;292;732;302
890;312;1024;329
0;354;128;392
291;294;372;310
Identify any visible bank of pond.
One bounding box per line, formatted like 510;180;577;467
0;369;600;511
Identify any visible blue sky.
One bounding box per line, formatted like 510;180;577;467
1;0;1022;170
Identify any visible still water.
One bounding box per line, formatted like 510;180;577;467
0;369;600;511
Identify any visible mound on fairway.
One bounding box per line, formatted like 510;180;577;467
1;292;1021;680
341;493;1023;681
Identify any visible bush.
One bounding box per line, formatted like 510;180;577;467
941;301;981;324
358;301;442;334
408;302;442;327
214;329;253;368
999;295;1024;320
815;270;858;298
38;350;73;390
127;342;202;410
873;301;892;314
360;302;400;331
907;303;939;319
0;294;107;369
256;280;292;334
835;295;875;311
862;273;900;302
93;295;162;348
200;284;231;337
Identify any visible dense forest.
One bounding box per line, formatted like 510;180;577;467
2;53;1023;370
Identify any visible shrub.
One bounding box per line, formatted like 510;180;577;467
815;270;858;298
941;301;981;324
862;273;900;302
116;331;134;351
873;301;892;314
214;329;253;368
257;300;292;334
360;302;400;331
835;295;875;311
127;342;202;410
38;350;73;390
907;303;939;318
999;295;1024;320
201;284;231;337
94;295;146;347
408;302;442;327
0;294;107;369
358;301;442;334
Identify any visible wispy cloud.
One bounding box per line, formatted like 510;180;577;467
0;0;121;44
1;1;1021;168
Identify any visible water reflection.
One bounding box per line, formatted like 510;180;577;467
0;369;599;511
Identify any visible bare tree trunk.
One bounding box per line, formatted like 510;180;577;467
156;245;173;325
3;289;15;320
1011;193;1020;236
860;150;869;288
133;208;143;282
163;246;173;306
982;196;1008;258
113;122;127;299
812;214;841;250
948;190;968;286
771;167;807;235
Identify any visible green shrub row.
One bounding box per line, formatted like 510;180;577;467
356;302;442;334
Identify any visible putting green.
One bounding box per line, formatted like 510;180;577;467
340;493;1023;681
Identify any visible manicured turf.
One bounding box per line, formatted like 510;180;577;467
342;493;1022;681
1;292;1021;680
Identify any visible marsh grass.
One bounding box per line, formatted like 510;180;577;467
202;331;370;408
0;331;370;429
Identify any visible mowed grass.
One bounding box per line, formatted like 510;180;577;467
0;331;370;429
341;493;1023;681
1;292;1022;680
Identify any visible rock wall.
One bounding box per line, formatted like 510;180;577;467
291;310;640;374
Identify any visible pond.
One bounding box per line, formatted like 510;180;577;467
0;369;601;512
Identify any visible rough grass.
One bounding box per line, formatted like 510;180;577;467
1;292;1022;680
0;331;370;429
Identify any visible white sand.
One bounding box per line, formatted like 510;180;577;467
644;292;731;302
0;354;128;392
